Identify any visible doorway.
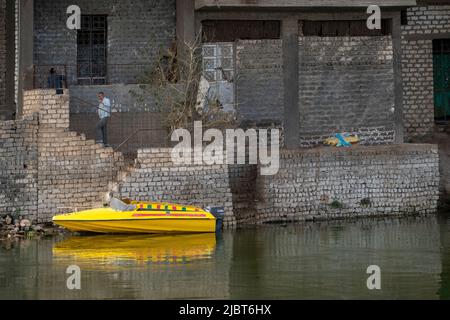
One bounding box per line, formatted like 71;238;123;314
433;39;450;123
77;15;107;85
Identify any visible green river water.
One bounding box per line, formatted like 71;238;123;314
1;214;450;299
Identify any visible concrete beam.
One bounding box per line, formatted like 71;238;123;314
282;18;299;149
195;0;417;10
196;10;399;22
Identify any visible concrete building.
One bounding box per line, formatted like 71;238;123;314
0;1;446;224
1;0;449;147
3;0;447;149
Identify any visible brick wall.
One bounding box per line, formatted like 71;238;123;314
0;89;125;222
1;90;441;224
116;148;236;226
34;0;176;86
23;90;70;129
228;164;258;224
234;36;396;147
0;115;39;220
298;36;396;147
402;5;450;138
256;144;439;223
0;0;6;119
23;90;125;221
235;39;284;125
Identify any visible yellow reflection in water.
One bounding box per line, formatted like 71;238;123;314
53;233;216;270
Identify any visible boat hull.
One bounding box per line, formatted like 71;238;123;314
53;204;217;234
55;218;216;234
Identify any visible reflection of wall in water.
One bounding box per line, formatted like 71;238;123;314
229;228;266;299
438;215;450;300
230;217;442;299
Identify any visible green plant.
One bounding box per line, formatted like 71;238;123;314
360;198;372;207
330;200;343;209
13;208;21;218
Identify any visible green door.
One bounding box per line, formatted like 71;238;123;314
433;39;450;122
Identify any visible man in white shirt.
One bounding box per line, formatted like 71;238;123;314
95;92;111;146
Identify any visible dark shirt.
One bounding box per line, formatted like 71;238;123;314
48;74;63;89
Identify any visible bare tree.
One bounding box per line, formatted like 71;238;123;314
137;31;237;134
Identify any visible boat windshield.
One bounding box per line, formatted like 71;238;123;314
110;197;136;212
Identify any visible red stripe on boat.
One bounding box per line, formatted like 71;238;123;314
132;213;207;218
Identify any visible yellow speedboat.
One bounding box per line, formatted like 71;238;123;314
52;198;223;234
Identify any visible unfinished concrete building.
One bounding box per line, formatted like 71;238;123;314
0;0;448;146
0;0;447;223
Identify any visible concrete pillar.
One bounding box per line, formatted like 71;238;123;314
5;0;16;119
282;18;300;149
17;0;34;117
392;13;404;144
176;0;196;47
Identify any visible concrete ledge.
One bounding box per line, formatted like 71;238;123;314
279;143;438;158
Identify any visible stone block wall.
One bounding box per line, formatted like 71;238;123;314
34;0;176;86
235;39;284;125
1;90;442;225
256;144;439;223
233;35;397;148
298;36;395;147
23;90;70;129
36;129;124;221
0;89;125;222
0;114;39;220
402;4;450;139
24;90;125;221
117;148;236;226
228;164;258;224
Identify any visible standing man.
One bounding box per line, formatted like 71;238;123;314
96;92;111;146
